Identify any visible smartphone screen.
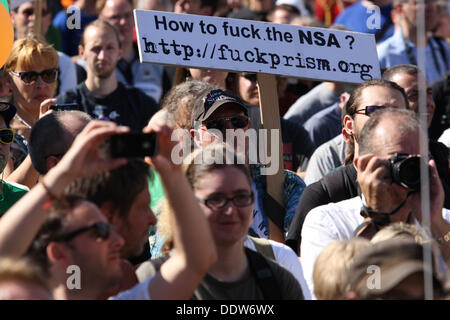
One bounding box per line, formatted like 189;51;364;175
109;133;158;158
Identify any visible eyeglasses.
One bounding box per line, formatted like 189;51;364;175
204;115;249;131
20;7;50;17
197;192;254;210
0;128;16;145
10;68;58;85
354;105;386;116
55;222;113;242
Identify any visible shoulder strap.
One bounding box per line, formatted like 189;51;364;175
244;247;282;300
320;168;347;202
249;236;275;261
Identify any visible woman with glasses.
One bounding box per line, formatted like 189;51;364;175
4;36;58;142
144;144;305;299
2;36;59;187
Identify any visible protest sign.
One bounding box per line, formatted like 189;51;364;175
134;10;381;84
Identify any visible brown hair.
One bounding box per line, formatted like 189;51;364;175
343;79;408;165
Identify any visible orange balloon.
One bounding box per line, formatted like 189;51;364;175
0;4;14;69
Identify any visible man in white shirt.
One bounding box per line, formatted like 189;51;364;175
301;108;450;297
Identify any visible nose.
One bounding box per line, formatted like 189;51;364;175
147;208;157;226
110;229;125;250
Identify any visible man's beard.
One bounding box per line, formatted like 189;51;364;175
94;66;115;79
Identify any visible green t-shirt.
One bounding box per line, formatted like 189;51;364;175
0;181;28;217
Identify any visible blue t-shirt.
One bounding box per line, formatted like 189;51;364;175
335;1;393;43
52;6;97;57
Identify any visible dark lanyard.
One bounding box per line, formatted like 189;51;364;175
402;35;448;75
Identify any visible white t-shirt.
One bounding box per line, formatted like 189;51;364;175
244;236;312;300
300;196;450;299
109;276;153;300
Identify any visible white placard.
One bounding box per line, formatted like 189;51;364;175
135;10;381;84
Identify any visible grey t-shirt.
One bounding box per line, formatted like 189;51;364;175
304;134;348;185
283;82;340;125
192;254;304;300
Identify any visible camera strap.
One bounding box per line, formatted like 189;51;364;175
353;191;415;237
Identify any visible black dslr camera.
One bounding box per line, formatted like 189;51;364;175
389;153;423;191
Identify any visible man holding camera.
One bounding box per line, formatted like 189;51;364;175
300;108;450;296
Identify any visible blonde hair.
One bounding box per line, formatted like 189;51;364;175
313;238;371;300
0;257;50;292
3;35;58;73
371;222;425;244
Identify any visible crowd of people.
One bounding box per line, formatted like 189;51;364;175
0;0;449;300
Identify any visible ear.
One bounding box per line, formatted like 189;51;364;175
10;11;17;25
353;156;359;169
190;128;202;148
78;45;85;59
342;115;354;142
46;242;69;266
45;156;60;172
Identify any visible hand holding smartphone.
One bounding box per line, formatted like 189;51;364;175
107;133;158;158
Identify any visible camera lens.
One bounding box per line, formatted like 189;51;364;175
390;154;421;190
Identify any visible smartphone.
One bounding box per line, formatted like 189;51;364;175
109;133;158;158
50;103;80;111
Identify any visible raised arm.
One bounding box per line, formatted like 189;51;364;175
0;121;129;257
145;112;217;300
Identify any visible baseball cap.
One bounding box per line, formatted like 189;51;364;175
0;102;17;127
191;89;248;128
347;239;444;299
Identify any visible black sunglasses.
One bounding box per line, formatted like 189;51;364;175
55;222;113;242
21;7;50;16
10;68;58;85
0;128;16;145
241;73;257;82
354;105;386;116
205;115;249;131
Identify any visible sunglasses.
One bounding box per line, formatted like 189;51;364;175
204;115;249;131
0;128;15;145
10;68;58;85
354;105;386;116
21;7;50;16
55;222;113;242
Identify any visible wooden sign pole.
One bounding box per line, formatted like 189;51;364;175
257;73;285;243
34;0;42;36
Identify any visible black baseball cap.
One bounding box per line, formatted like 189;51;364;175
0;102;17;128
191;89;248;128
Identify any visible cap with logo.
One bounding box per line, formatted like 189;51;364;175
191;89;248;128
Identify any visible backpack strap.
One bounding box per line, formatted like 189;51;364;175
244;247;282;300
249;236;275;261
320;167;347;202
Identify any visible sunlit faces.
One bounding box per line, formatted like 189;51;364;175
10;1;52;38
238;74;259;106
270;8;299;25
188;68;228;88
8;64;57;111
401;0;439;31
80;25;122;79
173;0;203;14
113;188;156;259
62;201;124;291
352;85;408;141
198;103;250;147
389;72;435;128
100;0;134;46
194;167;253;246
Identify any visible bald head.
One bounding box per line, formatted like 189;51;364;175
29;111;92;174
